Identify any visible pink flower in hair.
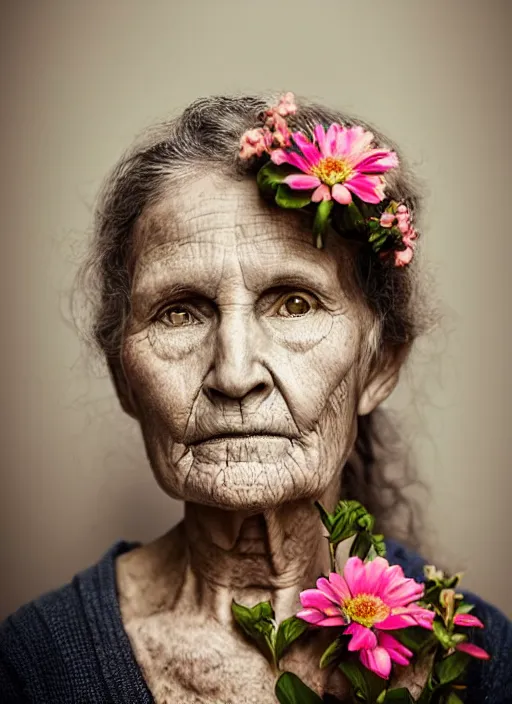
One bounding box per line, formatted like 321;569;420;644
274;91;297;117
379;204;418;267
271;123;398;205
239;128;273;160
297;556;434;679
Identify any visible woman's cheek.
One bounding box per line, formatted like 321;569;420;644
260;309;334;353
145;318;213;361
121;328;209;429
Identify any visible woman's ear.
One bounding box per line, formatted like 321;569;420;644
107;358;139;420
357;343;411;417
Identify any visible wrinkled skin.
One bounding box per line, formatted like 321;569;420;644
112;173;412;702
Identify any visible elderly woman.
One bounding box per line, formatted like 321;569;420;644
0;93;510;704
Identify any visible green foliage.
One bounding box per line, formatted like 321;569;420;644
231;600;277;665
313;200;334;248
232;601;310;670
319;636;348;669
315;500;386;563
339;659;387;702
443;692;464;704
381;688;415;703
274;672;323;704
275;184;312;208
256;162;290;194
275;616;309;663
392;627;437;656
432;621;454;650
434;652;471;686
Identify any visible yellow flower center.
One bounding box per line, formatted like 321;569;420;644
311;157;354;186
343;594;390;629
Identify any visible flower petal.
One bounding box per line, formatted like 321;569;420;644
353;556;389;596
394;247;414;267
316;616;350;627
325;124;342;157
375;613;418;630
345;623;378;651
382;579;424;608
283;174;321;190
299;589;335;612
311;184;332;202
353;150;399;173
292;132;322;167
338;126;375;161
343;556;366;595
345;174;386;204
316;577;343;604
271;149;311;173
453;614;485;628
296;608;324;624
360;646;392;679
331;183;352;204
456;642;490;659
377;632;413;666
328;572;352;602
313;124;328;157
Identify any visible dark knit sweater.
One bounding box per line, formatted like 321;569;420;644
0;539;510;703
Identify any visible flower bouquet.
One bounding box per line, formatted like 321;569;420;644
232;500;489;704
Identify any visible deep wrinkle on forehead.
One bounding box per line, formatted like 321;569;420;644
130;174;358;312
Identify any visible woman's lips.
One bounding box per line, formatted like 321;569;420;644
191;433;290;445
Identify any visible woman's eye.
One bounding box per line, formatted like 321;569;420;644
159;306;197;327
277;293;316;317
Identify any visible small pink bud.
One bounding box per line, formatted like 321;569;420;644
453;613;485;628
380;212;395;228
456;642;490;660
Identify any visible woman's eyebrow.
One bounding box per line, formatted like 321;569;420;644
262;272;342;299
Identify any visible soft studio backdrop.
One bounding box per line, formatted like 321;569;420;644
1;0;510;620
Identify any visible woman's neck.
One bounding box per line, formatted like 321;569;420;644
182;477;341;624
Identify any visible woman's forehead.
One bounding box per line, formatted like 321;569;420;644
133;172;316;255
129;172;359;304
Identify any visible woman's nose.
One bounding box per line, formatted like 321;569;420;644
203;307;274;405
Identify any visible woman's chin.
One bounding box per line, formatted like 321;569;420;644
155;438;326;511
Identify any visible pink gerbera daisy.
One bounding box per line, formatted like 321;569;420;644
297;556;434;679
271;124;399;206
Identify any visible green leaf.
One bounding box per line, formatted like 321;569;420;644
231;600;276;663
256;162;291;194
275;616;309;662
454;602;475;615
368;228;387;243
275;672;323;704
444;692;464;704
319;638;344;669
392;627;437;655
371;534;387;558
346;202;365;228
339;660;387;702
315;501;335;532
435;651;471;685
329;506;365;544
383;688;415;703
433;621;454;649
349;531;373;561
275;184;312;208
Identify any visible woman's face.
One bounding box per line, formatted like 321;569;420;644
119;172;378;511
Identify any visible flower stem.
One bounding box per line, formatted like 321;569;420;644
329;541;336;572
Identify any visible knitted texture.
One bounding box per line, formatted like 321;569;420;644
1;539;510;703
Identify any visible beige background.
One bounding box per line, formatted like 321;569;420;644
1;0;510;620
